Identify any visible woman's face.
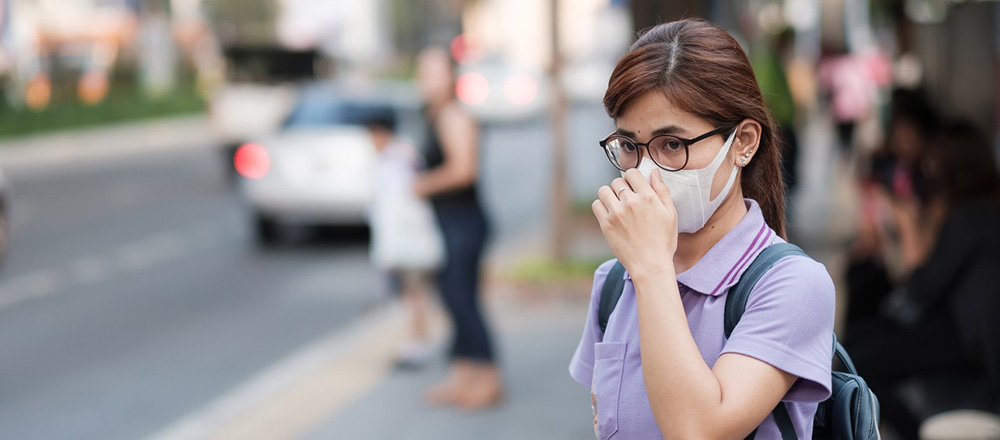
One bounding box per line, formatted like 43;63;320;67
417;50;453;102
614;90;741;201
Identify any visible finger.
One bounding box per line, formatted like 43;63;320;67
596;185;621;212
610;176;629;192
649;169;674;206
591;198;609;220
623;169;653;195
609;177;632;200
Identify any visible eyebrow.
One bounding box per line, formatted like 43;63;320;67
614;125;690;140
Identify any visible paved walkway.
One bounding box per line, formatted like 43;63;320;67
303;306;593;440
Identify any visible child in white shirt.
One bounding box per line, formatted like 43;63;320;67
366;112;444;369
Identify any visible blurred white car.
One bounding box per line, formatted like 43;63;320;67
236;83;421;244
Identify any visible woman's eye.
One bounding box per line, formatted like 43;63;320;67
663;140;684;152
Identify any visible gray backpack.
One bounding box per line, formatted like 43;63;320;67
597;243;880;439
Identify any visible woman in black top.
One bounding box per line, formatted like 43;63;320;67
847;121;1000;439
412;48;501;409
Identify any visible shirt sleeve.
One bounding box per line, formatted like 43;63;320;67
721;256;835;403
568;259;617;388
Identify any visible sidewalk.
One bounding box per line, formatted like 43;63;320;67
143;273;598;440
303;290;594;440
0;115;218;172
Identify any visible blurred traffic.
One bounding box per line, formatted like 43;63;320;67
0;0;997;439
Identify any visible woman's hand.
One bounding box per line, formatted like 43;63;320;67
592;168;678;279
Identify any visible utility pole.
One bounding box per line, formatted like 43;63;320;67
549;0;570;261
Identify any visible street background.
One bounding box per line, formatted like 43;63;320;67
0;0;997;439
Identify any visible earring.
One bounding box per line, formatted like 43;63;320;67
741;157;747;166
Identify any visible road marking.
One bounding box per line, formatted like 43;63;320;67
142;302;418;440
68;256;111;284
189;222;227;250
115;230;190;272
0;220;229;311
0;270;60;309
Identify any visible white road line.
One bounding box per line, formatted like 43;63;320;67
189;222;226;250
142;303;404;440
68;256;111;284
0;270;61;310
0;220;232;311
115;230;191;272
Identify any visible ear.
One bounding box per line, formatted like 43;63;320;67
733;119;763;167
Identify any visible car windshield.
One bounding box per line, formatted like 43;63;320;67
283;94;395;129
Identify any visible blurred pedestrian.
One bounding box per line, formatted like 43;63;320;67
846;121;1000;440
846;88;939;326
412;48;502;409
571;19;835;438
365;109;443;370
818;48;888;159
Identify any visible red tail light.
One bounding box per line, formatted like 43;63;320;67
456;72;489;106
234;143;270;179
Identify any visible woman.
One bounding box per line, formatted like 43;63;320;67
412;48;502;409
846;89;940;327
569;20;835;439
847;121;1000;440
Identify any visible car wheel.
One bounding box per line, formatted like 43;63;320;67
254;212;280;246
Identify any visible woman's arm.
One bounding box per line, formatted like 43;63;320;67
632;268;796;439
413;104;479;197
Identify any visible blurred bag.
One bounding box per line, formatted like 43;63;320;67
369;145;445;271
598;243;881;440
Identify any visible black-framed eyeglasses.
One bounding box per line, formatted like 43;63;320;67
599;125;735;172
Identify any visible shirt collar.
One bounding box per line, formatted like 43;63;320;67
674;199;776;296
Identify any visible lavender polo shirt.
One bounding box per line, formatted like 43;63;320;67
569;200;835;439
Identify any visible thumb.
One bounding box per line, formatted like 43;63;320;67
649;169;674;207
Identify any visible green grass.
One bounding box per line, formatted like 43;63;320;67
0;78;206;139
507;256;611;284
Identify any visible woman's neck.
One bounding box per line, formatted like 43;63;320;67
673;190;749;274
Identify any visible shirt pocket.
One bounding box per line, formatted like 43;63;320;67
592;341;627;440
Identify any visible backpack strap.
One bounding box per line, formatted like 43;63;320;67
832;333;859;375
725;243;807;338
598;261;627;333
728;242;807;440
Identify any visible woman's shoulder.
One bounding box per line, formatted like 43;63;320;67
751;250;835;311
586;259;622;301
437;102;477;126
591;257;620;283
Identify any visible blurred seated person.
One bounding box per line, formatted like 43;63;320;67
845;121;1000;440
846;89;940;326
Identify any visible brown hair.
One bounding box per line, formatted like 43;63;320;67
929;120;1000;206
604;19;787;237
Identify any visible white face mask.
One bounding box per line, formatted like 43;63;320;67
622;128;739;233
